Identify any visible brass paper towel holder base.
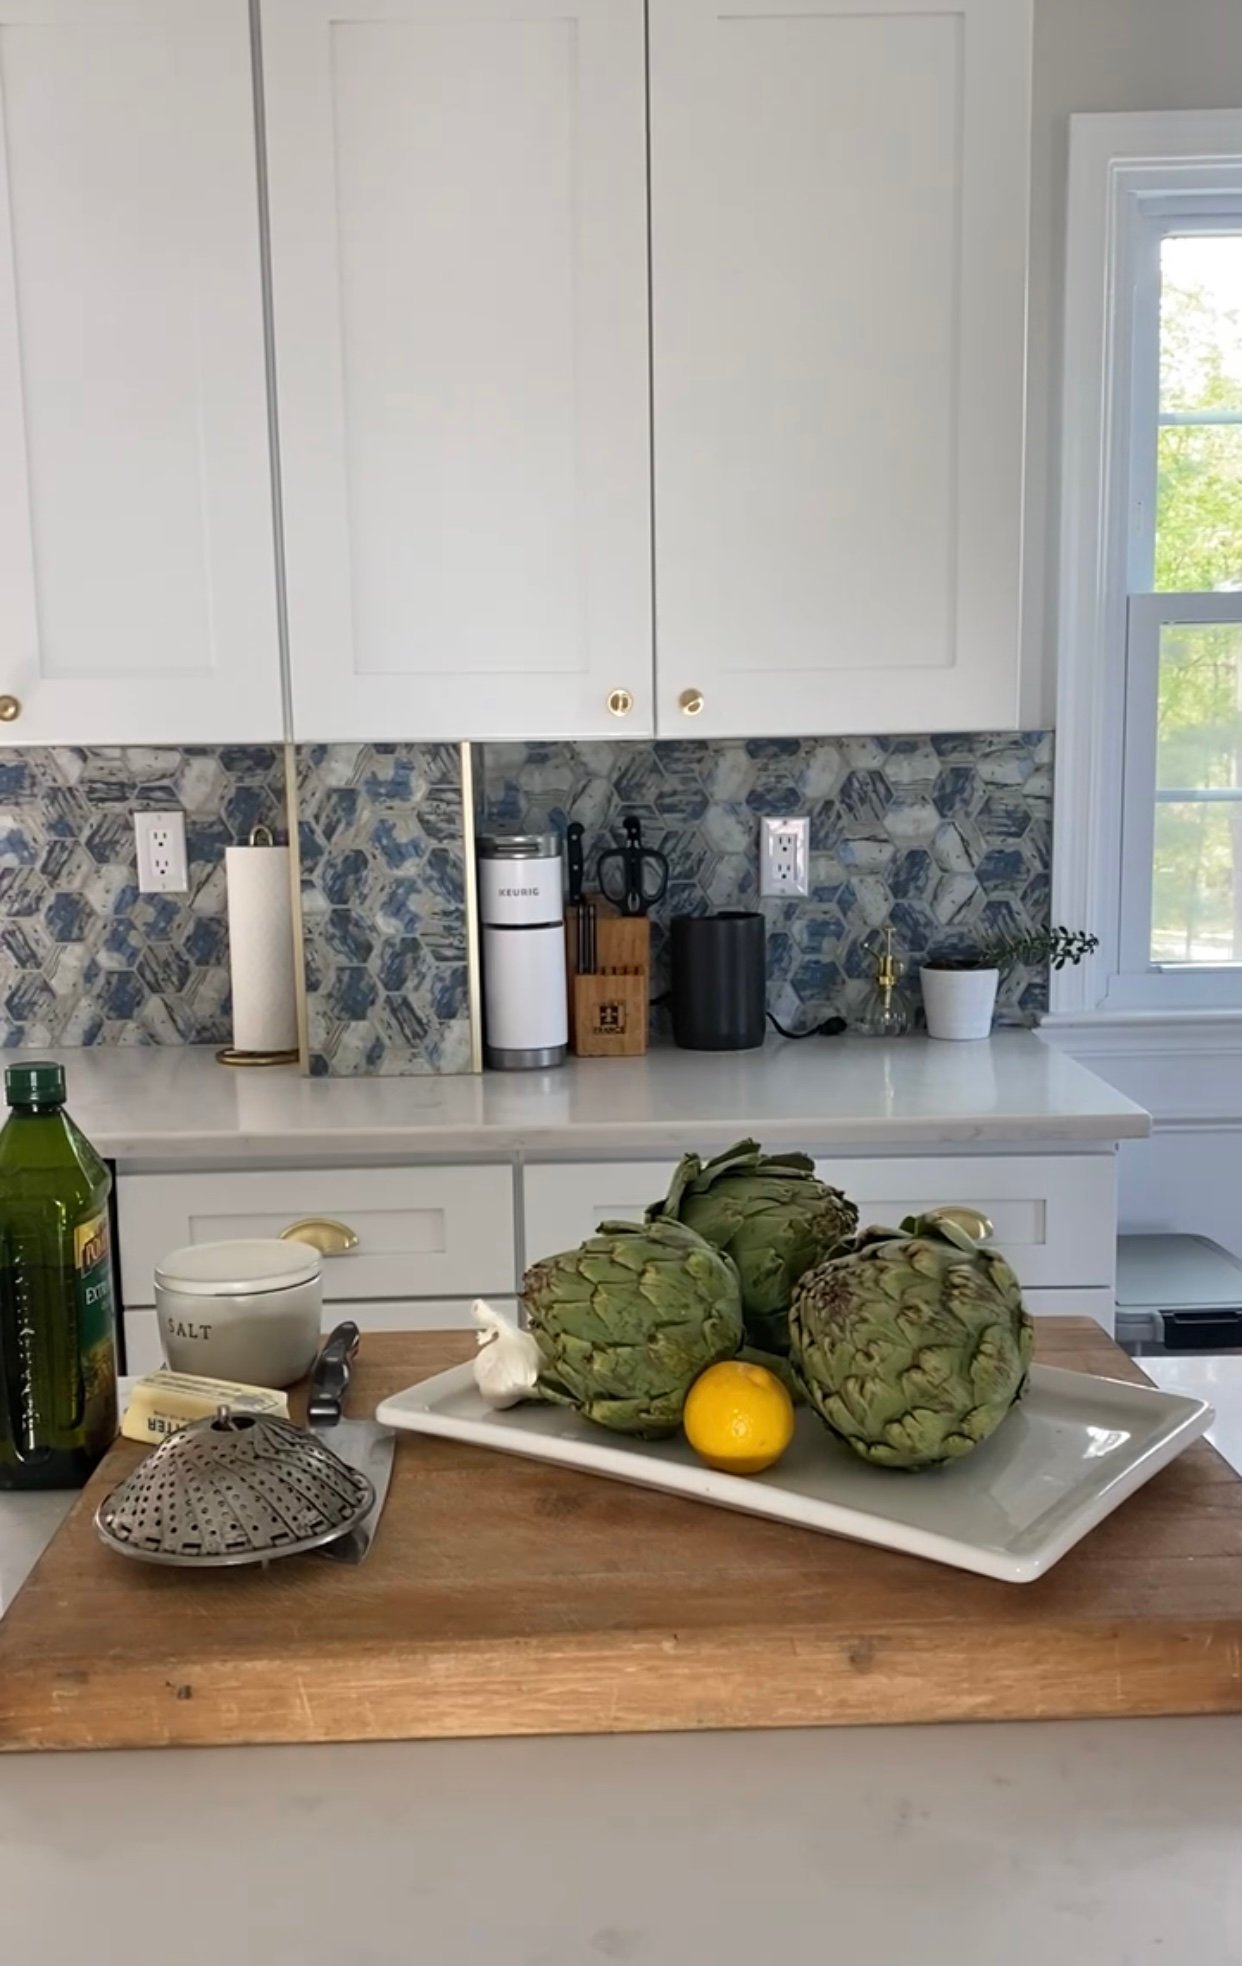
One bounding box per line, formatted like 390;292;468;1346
215;1047;300;1069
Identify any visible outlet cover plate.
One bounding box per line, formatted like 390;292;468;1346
759;815;810;897
134;810;188;893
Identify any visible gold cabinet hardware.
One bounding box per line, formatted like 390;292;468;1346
678;688;704;716
606;687;634;718
279;1217;359;1256
927;1205;994;1243
0;695;20;723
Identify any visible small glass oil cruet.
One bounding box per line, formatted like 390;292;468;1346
856;924;911;1038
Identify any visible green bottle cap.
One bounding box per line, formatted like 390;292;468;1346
4;1060;66;1108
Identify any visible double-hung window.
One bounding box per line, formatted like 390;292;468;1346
1055;113;1242;1018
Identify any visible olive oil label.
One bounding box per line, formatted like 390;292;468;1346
74;1210;117;1450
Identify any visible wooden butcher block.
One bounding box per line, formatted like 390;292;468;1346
1;1320;1240;1752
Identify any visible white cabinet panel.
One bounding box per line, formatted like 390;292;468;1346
523;1162;676;1269
262;0;652;741
117;1166;516;1305
0;0;280;743
817;1154;1116;1289
1023;1289;1115;1335
649;0;1029;736
523;1152;1114;1292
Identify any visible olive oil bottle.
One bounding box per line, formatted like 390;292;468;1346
0;1062;118;1488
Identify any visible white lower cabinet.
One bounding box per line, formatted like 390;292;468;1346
117;1165;517;1307
521;1153;1118;1327
113;1146;1120;1370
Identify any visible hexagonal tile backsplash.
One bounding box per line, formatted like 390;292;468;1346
480;732;1054;1030
297;744;470;1076
0;746;285;1047
0;731;1052;1066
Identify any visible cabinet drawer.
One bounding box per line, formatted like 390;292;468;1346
523;1154;1116;1292
818;1156;1116;1290
524;1163;677;1271
117;1166;516;1307
121;1298;513;1377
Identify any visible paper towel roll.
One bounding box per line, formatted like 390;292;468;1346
225;844;298;1054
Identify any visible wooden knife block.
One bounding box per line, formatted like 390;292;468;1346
565;903;649;1057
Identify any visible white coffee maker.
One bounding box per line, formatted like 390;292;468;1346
477;832;568;1070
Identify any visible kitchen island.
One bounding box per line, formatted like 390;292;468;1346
2;1714;1239;1966
1;1345;1238;1962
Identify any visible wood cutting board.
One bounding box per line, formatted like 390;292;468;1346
2;1319;1241;1752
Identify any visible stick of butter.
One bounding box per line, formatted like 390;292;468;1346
121;1369;290;1444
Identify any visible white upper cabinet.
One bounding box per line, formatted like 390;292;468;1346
648;0;1031;738
261;0;653;742
0;0;281;745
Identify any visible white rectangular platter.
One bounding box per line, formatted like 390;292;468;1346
377;1363;1213;1584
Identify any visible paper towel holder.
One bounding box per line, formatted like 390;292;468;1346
216;825;300;1070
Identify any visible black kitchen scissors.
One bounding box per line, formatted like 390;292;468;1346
597;815;670;917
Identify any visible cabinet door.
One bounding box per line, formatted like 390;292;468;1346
117;1164;518;1305
649;0;1030;737
261;0;652;742
0;0;281;744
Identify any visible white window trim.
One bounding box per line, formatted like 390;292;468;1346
1050;108;1242;1033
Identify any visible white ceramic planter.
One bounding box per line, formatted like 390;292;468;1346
920;966;999;1041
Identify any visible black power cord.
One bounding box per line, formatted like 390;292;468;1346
766;1010;848;1040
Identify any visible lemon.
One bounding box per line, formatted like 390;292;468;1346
683;1360;795;1476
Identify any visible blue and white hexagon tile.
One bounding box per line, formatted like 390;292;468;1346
0;746;285;1047
296;744;471;1076
480;732;1053;1036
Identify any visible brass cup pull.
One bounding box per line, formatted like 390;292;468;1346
279;1217;359;1256
0;695;20;723
928;1205;994;1244
607;687;633;718
679;688;704;716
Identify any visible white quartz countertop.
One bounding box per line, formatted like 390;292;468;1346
0;1031;1149;1165
2;1351;1235;1961
1;1718;1239;1965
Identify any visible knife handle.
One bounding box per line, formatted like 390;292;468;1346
307;1320;359;1426
566;821;585;905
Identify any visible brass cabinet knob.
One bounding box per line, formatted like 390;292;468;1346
679;688;704;716
928;1205;994;1244
0;695;20;723
607;687;634;718
279;1217;359;1256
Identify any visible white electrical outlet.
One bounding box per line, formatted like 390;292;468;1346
134;811;188;893
759;815;810;897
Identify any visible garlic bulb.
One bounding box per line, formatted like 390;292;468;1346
472;1299;541;1409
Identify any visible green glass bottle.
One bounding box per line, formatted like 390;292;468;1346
0;1061;118;1488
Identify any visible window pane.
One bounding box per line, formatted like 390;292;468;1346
1156;620;1242;789
1152;620;1242;962
1156;236;1242;592
1152;800;1242;962
1156;423;1242;590
1160;235;1242;415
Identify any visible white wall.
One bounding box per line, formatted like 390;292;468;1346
1022;0;1242;725
1048;1036;1242;1259
1029;0;1242;1249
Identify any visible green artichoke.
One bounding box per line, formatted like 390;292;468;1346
788;1213;1034;1470
647;1140;858;1355
523;1217;743;1438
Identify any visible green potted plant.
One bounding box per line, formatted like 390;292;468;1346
920;927;1099;1041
